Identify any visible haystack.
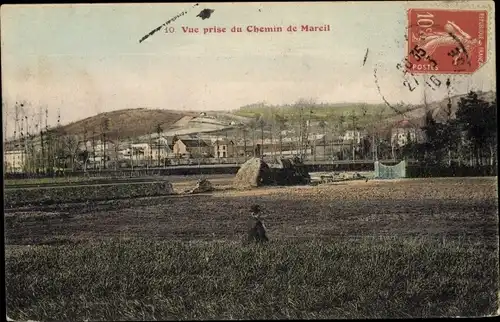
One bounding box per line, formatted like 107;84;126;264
233;157;271;189
271;157;311;185
186;178;214;194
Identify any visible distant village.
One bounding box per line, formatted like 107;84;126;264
3;107;424;173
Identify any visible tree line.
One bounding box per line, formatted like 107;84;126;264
4;91;496;173
400;91;497;167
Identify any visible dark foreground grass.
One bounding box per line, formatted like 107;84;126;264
6;237;499;320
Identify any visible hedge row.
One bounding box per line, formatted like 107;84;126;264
4;181;175;208
406;165;497;178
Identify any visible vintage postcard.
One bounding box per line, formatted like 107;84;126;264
2;1;498;320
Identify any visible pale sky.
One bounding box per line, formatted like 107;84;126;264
1;1;496;133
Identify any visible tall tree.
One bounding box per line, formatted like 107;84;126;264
486;99;497;166
148;132;153;169
326;111;338;161
248;118;257;157
64;135;82;171
338;114;346;160
360;106;368;159
349;110;358;161
257;114;265;158
101;118;110;169
241;125;248;160
455;91;491;166
305;109;314;159
156;123;163;166
82;124;88;171
373;105;387;161
92;129;96;170
318;120;327;160
275;113;287;157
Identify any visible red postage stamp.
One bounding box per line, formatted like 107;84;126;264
407;9;488;74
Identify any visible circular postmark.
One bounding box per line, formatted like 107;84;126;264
370;19;474;126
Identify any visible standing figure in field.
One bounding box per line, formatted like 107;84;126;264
247;204;269;243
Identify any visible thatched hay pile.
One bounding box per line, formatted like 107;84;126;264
233;157;272;189
272;157;311;185
185;178;215;194
234;157;311;189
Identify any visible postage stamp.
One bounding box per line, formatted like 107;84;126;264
407;8;488;74
1;1;498;321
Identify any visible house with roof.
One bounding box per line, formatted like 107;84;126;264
172;138;212;158
149;137;174;161
212;138;236;158
391;119;425;147
341;130;367;144
4;149;27;173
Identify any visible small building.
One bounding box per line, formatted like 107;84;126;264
172;138;211;158
4;149;26;172
212;138;236;158
130;143;150;160
341;130;366;144
80;139;116;159
391;119;425;147
150;137;174;163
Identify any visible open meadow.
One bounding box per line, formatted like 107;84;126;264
4;176;499;320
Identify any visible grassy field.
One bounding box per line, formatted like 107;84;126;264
5;177;499;320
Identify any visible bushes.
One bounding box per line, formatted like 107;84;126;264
407;165;497;178
4;181;175;208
